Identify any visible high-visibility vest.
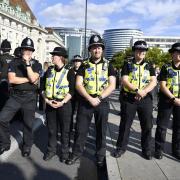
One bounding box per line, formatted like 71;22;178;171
165;63;180;97
83;59;109;95
123;60;151;93
45;66;69;99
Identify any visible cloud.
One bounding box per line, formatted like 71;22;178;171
27;0;180;36
38;0;134;33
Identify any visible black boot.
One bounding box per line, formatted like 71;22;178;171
65;153;80;165
0;146;10;155
43;151;56;161
142;150;152;160
113;148;125;158
154;150;163;159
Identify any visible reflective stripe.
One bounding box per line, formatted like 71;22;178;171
166;64;180;97
84;59;109;95
45;67;69;99
123;62;151;93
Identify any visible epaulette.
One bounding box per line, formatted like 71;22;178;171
48;65;54;70
64;64;72;70
82;59;90;69
164;62;171;68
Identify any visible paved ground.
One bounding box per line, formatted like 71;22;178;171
0;112;106;180
106;90;180;180
1;90;179;180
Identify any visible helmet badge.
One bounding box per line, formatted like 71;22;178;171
94;36;99;42
27;39;31;46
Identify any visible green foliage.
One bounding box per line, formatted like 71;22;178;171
111;46;171;69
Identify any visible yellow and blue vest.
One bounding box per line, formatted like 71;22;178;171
165;63;180;97
123;60;151;93
83;59;109;95
45;66;69;99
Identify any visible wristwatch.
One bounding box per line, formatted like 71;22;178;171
98;95;103;101
135;88;138;93
171;97;176;103
26;63;31;67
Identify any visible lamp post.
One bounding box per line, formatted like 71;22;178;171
84;0;87;59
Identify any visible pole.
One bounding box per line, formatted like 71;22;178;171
84;0;87;59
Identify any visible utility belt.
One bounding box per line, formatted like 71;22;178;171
89;94;108;102
47;97;64;102
90;94;99;98
12;89;37;95
121;90;152;101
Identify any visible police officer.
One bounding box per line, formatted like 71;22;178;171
0;39;14;110
13;46;22;59
42;47;75;162
114;40;156;160
0;37;42;157
154;42;180;160
66;34;116;166
70;55;83;133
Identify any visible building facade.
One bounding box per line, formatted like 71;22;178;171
131;36;180;52
0;0;64;65
103;29;143;59
50;27;99;60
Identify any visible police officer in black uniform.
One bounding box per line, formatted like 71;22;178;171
114;40;157;160
155;42;180;160
13;46;22;59
0;39;14;110
70;55;83;133
66;35;116;166
0;37;42;157
42;47;75;162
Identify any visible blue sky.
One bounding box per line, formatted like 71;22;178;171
27;0;180;36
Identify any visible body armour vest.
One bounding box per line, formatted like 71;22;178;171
123;60;151;93
45;66;69;100
0;53;14;82
165;62;180;98
84;59;109;95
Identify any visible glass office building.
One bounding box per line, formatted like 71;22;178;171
103;29;143;59
50;27;98;60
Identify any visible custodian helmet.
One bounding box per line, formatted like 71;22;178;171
132;40;148;51
88;34;105;51
21;37;35;52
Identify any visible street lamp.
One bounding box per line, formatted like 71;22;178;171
84;0;87;59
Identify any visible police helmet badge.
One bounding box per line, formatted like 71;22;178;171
94;36;99;42
27;39;31;46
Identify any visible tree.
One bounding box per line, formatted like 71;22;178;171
111;46;172;69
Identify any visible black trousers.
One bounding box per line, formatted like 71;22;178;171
73;99;109;158
116;95;153;152
70;97;79;132
155;97;180;153
0;91;37;150
46;101;72;158
0;81;9;111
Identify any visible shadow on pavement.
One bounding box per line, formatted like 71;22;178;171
0;162;26;180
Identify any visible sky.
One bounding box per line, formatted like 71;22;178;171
26;0;180;36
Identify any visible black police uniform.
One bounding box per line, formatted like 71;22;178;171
69;67;81;133
0;57;42;154
72;59;116;159
155;62;180;158
42;65;75;160
116;59;155;155
0;52;14;110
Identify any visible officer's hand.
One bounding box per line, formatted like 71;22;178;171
174;98;180;106
45;99;57;108
52;101;64;108
134;94;142;101
137;89;147;98
23;54;31;63
89;97;101;107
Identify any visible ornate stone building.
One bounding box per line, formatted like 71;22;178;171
0;0;64;64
